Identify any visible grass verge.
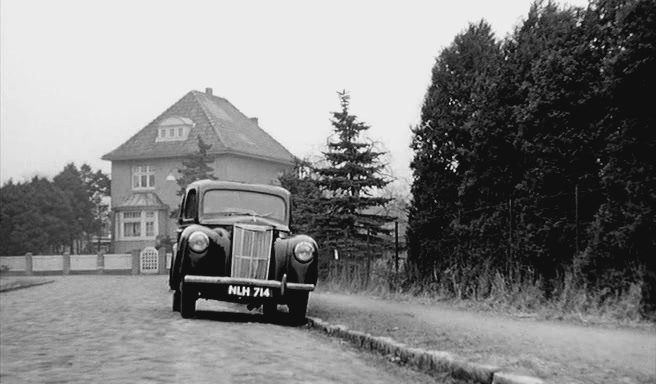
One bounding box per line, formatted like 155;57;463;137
318;269;655;328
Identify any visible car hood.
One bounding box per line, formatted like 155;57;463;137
198;215;290;231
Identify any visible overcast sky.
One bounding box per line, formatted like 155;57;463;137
1;0;587;192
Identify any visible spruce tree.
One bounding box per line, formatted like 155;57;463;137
316;91;392;259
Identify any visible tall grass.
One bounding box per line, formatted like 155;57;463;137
321;259;650;325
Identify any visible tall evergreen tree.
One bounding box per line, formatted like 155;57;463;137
407;21;503;279
499;1;603;284
406;0;655;315
582;0;656;310
316;91;392;259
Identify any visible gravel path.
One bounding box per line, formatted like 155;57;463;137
308;292;656;384
0;275;440;384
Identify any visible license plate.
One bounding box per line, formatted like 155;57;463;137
227;285;272;298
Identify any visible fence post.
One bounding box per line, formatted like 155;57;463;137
63;252;71;275
366;257;371;288
328;259;333;280
158;248;167;275
25;252;33;276
363;228;371;288
97;252;105;274
131;249;140;275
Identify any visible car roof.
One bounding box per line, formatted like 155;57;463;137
187;179;291;200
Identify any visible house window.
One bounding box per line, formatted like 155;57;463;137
155;116;194;142
145;211;156;237
122;211;141;238
157;127;189;141
120;210;158;240
132;166;155;190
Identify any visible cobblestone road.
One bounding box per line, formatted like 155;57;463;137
0;276;437;384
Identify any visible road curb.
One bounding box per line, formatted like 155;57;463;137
307;316;545;384
0;279;55;293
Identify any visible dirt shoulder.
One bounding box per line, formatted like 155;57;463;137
307;291;656;384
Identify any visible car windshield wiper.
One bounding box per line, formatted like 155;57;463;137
215;209;272;218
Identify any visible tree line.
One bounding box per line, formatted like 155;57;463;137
407;0;655;313
0;163;110;255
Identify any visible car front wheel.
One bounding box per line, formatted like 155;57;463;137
180;282;197;319
262;302;278;320
172;290;181;312
288;292;309;324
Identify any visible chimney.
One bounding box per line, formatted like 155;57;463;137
205;87;213;96
250;117;259;126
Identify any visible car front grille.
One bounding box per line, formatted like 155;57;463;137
231;224;273;280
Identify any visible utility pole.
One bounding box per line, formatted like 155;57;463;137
508;199;513;260
367;228;371;286
395;221;399;274
575;184;579;254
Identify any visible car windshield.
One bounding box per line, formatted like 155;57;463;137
202;190;286;222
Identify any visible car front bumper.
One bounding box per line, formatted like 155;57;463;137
183;274;315;294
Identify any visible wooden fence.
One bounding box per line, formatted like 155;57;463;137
327;258;373;289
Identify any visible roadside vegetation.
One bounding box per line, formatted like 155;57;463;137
293;0;656;324
320;265;649;327
405;0;655;322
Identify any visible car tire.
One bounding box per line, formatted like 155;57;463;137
180;283;196;319
172;290;181;312
288;292;309;325
168;257;176;290
262;302;277;319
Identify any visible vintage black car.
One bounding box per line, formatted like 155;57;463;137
169;180;318;322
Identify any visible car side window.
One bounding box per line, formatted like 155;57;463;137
183;189;198;219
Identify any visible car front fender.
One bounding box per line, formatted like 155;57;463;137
274;235;318;285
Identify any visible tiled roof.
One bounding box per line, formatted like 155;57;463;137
102;90;295;164
114;192;167;209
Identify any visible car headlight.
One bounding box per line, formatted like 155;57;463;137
189;231;209;253
293;241;315;263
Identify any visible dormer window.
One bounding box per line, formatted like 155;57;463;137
156;116;194;142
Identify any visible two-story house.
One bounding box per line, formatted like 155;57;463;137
102;88;295;253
